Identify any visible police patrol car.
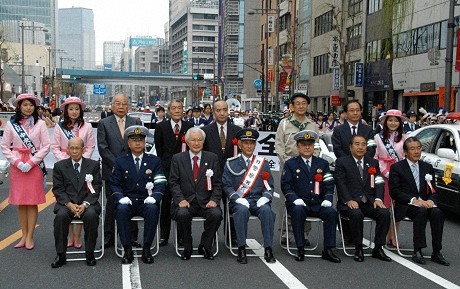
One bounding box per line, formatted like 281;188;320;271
410;113;460;215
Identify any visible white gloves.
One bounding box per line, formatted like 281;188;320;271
257;196;269;207
17;161;25;171
22;163;32;173
321;200;332;207
293;199;306;206
119;197;132;205
235;198;249;208
144;196;156;204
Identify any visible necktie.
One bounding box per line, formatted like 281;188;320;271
193;155;199;181
305;159;310;173
411;123;415;131
195;119;199;126
411;163;420;191
74;163;80;181
246;158;251;168
118;118;125;137
357;160;363;179
352;125;357;136
220;125;226;152
174;123;180;140
135;157;140;174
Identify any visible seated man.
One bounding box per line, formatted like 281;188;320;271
222;128;276;264
111;126;166;264
169;127;222;260
389;137;449;266
335;134;391;262
281;130;340;263
51;137;102;268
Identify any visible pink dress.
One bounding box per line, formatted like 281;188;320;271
51;121;95;161
374;132;408;207
1;119;50;205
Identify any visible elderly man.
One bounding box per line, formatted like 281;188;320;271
281;130;340;263
51;137;102;268
169;127;222;260
222;128;276;264
111;126;167;264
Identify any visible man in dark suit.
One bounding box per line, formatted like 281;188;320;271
51;137;102;268
169;127;223;260
403;110;420;133
281;130;340;263
335;134;391;262
188;106;206;127
97;93;142;248
389;137;449;266
111;126;167;264
154;99;193;246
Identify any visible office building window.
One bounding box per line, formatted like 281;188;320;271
368;0;383;14
314;10;333;37
347;23;362;51
313;53;331;76
349;0;363;16
346;60;359;86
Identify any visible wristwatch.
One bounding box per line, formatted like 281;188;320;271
83;201;90;208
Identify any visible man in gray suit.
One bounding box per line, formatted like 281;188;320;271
169;127;223;260
97;93;141;248
51;137;102;268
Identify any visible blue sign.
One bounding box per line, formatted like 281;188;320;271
354;62;364;87
103;64;112;71
93;84;107;95
253;79;262;89
129;37;157;48
204;88;211;95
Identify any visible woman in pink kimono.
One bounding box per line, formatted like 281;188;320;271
51;97;95;249
373;109;408;246
1;94;50;249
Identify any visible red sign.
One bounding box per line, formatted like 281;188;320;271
330;95;341;106
278;72;287;92
267;69;273;82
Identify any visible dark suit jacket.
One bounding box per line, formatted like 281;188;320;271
202;121;241;171
52;157;102;213
169;151;222;208
154;120;193;177
332;120;375;158
389;159;438;221
187;117;206;126
335;155;384;211
97;114;141;180
403;122;420;133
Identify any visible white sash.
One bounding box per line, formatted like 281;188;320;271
236;156;265;197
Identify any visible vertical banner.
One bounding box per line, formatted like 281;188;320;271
267;16;275;33
183;41;188;74
268;48;273;65
354;62;364;87
329;36;340;68
332;68;340;90
456;28;460;72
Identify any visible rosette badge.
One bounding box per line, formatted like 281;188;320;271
425;174;435;193
85;174;96;194
262;172;271;191
206;169;214;190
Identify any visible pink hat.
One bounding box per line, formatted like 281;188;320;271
379;109;407;124
13;93;40;107
60;97;86;111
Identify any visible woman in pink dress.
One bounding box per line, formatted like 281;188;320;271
51;97;95;249
1;94;50;249
373;109;408;246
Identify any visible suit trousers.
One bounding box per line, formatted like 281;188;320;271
288;204;337;249
340;201;390;247
104;180;115;241
173;200;222;252
115;199;160;247
54;205;100;254
230;200;276;248
405;205;444;251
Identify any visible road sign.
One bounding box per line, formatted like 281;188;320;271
93;84;107;95
203;73;214;80
254;79;262;89
204;88;211;95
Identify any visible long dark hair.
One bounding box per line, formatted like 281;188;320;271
13;99;39;124
62;104;85;129
382;116;403;143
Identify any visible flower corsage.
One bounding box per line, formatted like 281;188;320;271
85;174;96;194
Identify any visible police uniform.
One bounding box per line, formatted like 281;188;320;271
222;128;276;264
281;130;340;263
110;126;167;264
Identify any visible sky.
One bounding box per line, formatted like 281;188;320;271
58;0;169;63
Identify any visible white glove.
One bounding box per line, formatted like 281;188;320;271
119;197;132;205
144;196;156;204
17;161;25;171
293;199;306;206
235;198;249;208
257;196;270;207
321;200;332;207
21;163;32;173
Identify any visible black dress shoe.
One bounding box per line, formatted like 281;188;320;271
104;239;114;249
322;248;341;263
198;244;214;260
372;247;391;262
264;247;276;263
158;238;168;247
181;250;191;260
141;246;154;264
295;247;305;262
131;241;142;248
85;252;97;266
412;250;426;265
122;246;134;264
431;251;450;266
237;246;247;264
354;248;364;262
51;254;66;268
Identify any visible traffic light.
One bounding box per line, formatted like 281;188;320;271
192;74;204;81
72;76;81;81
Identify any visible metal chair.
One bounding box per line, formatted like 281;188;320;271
337;211;375;257
115;216;160;258
385;200;413;257
173;217;218;258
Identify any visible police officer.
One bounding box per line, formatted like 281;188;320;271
222;128;276;264
281;130;340;263
111;126;167;264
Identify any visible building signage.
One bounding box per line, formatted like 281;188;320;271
267;16;275;33
254;79;262;89
183;41;188;74
268;48;273;65
93;84;106;95
129;37;157;48
420;82;436;92
103;64;112;71
329;36;340;68
267;69;274;82
330;95;341;106
354;62;364;87
332;68;340;90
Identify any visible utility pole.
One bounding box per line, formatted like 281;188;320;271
444;0;458;111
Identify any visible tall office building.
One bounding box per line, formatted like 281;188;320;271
103;41;124;71
58;7;95;69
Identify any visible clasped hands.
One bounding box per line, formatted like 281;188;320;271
412;198;435;208
66;202;86;218
16;161;32;173
178;199;217;208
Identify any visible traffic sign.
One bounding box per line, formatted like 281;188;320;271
253;79;262;89
204;88;211;95
93;84;107;95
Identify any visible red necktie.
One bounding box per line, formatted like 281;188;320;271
193;155;199;181
175;123;180;140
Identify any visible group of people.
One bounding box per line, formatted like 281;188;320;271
0;92;450;269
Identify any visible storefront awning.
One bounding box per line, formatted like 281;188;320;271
403;90;439;97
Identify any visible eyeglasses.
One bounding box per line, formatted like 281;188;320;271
113;102;128;107
170;106;183;110
408;146;422;151
347;109;361;113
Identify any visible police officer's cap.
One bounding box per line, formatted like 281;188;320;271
236;128;259;141
407;110;416;116
124;125;153;139
294;130;318;143
192;105;202;112
290;92;311;104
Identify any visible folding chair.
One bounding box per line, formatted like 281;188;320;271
337;211;375;257
115;216;160;258
385;201;413;257
173;217;218;258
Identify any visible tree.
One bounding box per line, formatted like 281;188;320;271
0;27;15;103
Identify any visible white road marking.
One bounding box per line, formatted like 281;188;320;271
246;239;308;289
122;258;142;289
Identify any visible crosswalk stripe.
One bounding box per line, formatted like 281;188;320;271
122;258;142;289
